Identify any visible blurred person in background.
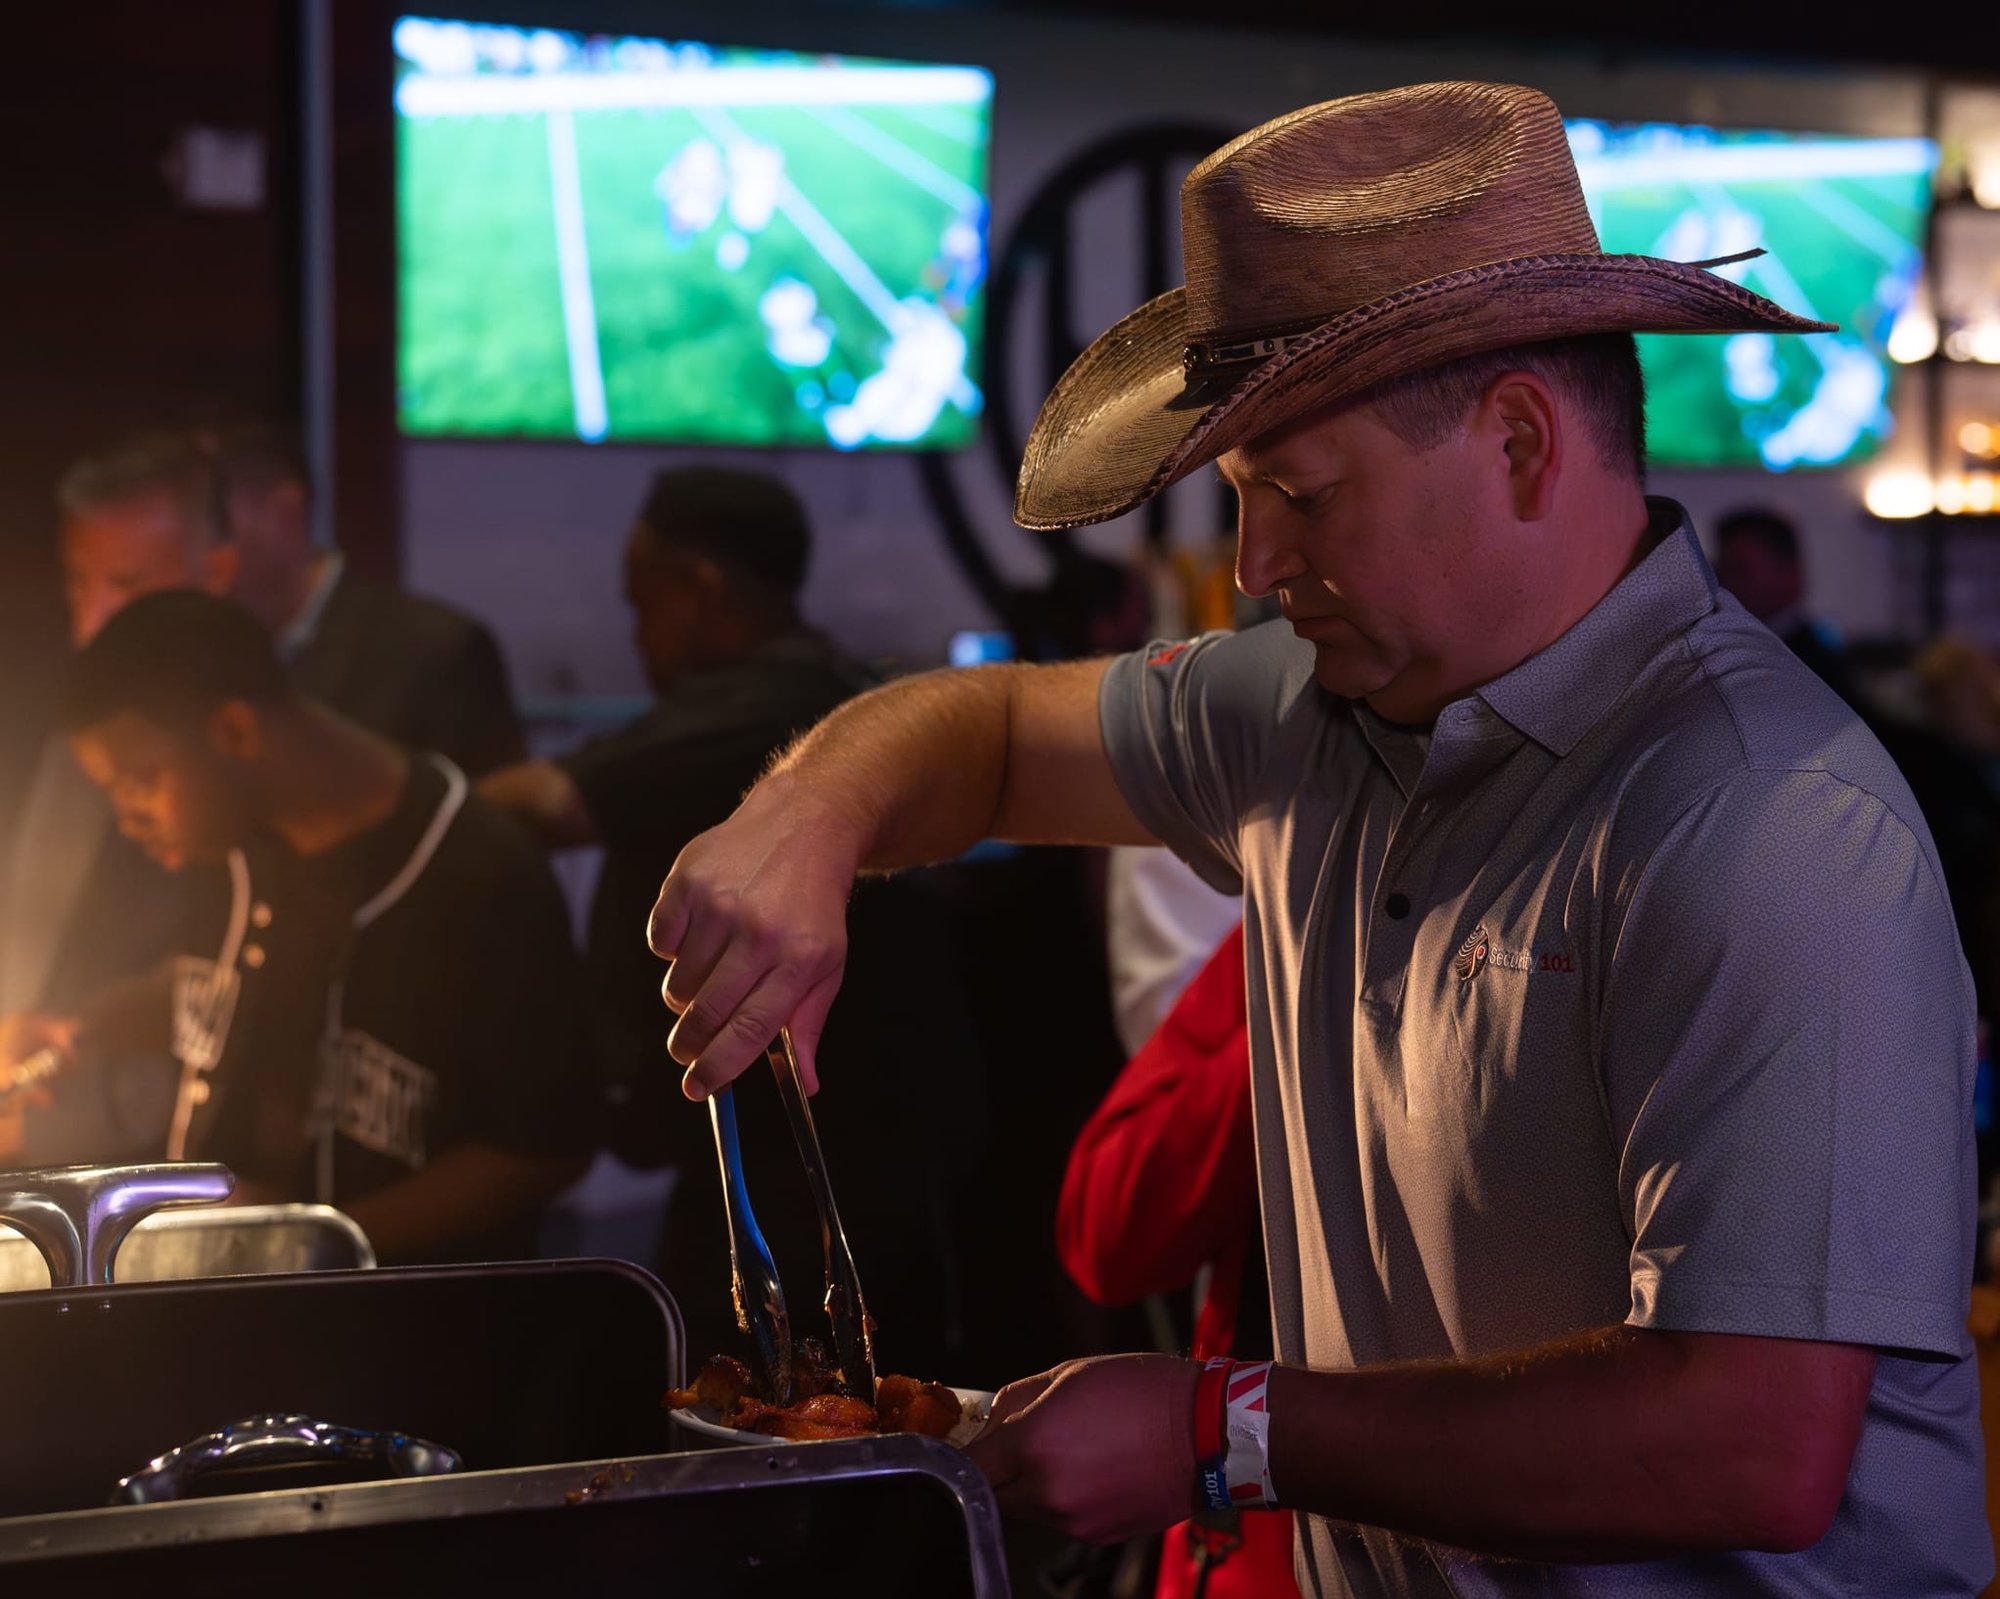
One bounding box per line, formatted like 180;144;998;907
1712;505;1862;707
0;592;592;1261
1916;635;2000;782
206;424;525;777
480;465;980;1375
0;427;527;1168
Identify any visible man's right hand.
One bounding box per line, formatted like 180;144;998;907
0;1012;83;1079
0;1012;83;1164
646;772;864;1100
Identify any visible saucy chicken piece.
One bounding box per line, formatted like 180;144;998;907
730;1392;879;1441
662;1353;755;1413
873;1374;962;1439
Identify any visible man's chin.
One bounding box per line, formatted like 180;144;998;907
1308;645;1397;703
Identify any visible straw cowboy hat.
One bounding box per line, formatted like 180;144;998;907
1013;80;1835;531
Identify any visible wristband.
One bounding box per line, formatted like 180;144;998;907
1193;1357;1232;1511
1221;1360;1276;1507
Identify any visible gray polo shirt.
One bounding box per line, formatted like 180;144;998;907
1100;501;1988;1598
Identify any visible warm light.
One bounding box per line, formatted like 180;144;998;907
1865;470;1937;518
1969;473;1998;514
1937;474;1970;514
1971;138;2000;209
1887;292;1939;363
1947;328;1977;362
1961;421;1997;457
1974;323;2000;365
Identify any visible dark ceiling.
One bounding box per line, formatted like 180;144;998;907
982;0;1999;79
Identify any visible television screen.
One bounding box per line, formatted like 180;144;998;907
1567;120;1937;470
394;17;993;449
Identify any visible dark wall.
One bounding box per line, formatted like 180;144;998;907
0;2;302;795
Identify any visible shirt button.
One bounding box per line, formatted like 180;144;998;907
1384;892;1411;920
251;903;273;929
242;944;266;969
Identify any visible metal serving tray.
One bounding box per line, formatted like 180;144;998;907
0;1435;1010;1597
0;1258;683;1518
0;1203;374;1291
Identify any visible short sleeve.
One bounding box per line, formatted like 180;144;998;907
1098;622;1314;895
1602;768;1977;1359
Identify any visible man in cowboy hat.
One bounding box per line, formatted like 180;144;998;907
637;83;1987;1595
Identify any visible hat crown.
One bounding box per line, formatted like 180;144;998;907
1181;81;1602;343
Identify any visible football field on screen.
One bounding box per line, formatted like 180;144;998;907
398;97;988;446
1586;163;1930;469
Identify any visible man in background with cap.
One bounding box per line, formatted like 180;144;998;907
632;83;1986;1595
481;467;978;1375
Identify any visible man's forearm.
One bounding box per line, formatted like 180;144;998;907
762;658;1144;871
1265;1325;1873;1562
763;666;1017;871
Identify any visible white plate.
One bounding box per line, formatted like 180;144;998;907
671;1385;992;1449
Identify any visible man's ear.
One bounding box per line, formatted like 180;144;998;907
207;700;262;762
199;541;241;599
1484;373;1562;522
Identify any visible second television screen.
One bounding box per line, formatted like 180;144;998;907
396;17;993;450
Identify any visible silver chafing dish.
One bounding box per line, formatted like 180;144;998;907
0;1162;1011;1596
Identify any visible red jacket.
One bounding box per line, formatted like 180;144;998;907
1058;923;1299;1599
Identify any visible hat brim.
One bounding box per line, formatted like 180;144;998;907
1013;253;1837;532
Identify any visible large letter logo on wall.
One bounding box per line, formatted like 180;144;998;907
919;124;1233;655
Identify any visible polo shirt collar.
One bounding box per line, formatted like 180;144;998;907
1473;497;1716;758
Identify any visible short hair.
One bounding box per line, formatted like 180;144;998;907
1714;506;1800;566
57;431;224;545
1350;332;1648;481
61;590;289;736
636;466;810;595
56;423;311;543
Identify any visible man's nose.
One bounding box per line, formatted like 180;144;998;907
1234;504;1304;599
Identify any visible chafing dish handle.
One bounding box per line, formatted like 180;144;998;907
111;1412;463;1504
0;1161;234;1289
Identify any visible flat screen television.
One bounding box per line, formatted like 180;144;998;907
394;16;993;450
1566;119;1937;470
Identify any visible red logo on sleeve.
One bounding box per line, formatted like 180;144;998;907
1148;640;1195;667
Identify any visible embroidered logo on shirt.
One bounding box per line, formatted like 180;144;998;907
323;1028;437;1169
1454;925;1490;982
1456;924;1576;981
170;956;240;1072
1148;640;1195;667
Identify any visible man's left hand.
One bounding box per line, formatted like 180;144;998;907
966;1353;1201;1543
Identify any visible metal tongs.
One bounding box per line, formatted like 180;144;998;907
708;1086;795;1405
705;1027;878;1407
766;1028;877;1400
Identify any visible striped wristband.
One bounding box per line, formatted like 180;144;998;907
1221;1360;1276;1508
